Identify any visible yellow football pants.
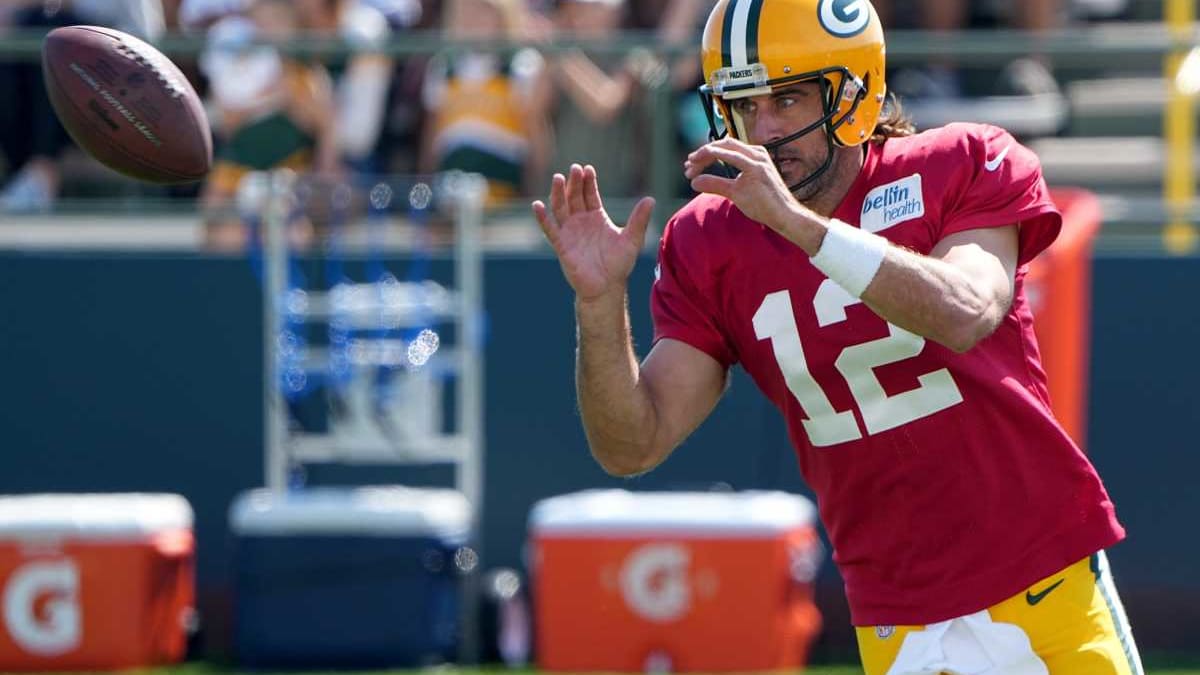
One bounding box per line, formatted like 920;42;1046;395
857;552;1143;675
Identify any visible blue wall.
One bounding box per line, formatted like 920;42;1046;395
0;251;1197;658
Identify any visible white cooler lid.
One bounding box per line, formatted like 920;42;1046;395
0;493;193;540
230;486;471;538
529;489;815;537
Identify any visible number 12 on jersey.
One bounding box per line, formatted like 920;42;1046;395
753;281;964;447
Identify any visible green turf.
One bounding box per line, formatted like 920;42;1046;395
120;665;1200;675
125;668;863;675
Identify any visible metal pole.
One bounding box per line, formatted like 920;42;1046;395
458;175;486;562
452;172;486;664
264;170;293;492
1163;0;1198;254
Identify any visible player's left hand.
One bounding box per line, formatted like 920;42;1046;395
684;137;813;238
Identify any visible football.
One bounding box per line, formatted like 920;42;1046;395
41;25;212;184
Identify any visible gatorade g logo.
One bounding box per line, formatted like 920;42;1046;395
619;543;691;623
3;560;82;655
819;0;871;37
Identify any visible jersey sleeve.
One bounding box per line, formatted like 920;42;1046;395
651;213;738;369
940;125;1062;265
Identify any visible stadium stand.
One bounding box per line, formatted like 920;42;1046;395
0;0;1198;666
0;0;1193;242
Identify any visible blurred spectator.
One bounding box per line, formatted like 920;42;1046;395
199;0;338;250
369;1;432;176
0;4;18;27
420;0;552;206
74;0;166;37
359;0;423;27
177;0;249;32
874;0;1064;103
160;0;183;31
0;0;165;213
294;0;395;174
632;0;717;197
545;0;652;197
651;0;713;92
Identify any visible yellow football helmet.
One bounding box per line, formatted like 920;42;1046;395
698;0;887;187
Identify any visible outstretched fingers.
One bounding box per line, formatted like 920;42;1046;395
549;172;569;226
565;163;587;214
532;200;559;247
582;165;602;211
622;196;656;248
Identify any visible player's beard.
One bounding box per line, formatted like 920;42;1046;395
773;151;833;204
767;126;838;205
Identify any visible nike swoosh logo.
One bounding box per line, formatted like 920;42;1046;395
1026;578;1065;605
984;145;1012;172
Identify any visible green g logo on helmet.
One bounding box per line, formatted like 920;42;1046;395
819;0;871;37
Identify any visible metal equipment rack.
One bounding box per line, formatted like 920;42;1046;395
254;169;487;662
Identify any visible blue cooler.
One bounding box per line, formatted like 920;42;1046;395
230;486;472;668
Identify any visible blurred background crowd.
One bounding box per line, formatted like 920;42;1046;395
0;0;1165;249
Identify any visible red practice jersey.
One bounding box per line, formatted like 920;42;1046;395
651;122;1124;626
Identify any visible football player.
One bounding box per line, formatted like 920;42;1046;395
532;0;1142;672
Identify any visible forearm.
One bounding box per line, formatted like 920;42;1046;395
861;247;1007;352
554;54;632;125
783;214;1009;353
575;292;660;476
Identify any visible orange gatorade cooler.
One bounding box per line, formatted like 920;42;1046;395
0;494;194;671
529;490;822;673
1027;188;1103;449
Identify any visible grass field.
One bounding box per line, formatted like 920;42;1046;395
126;665;1200;675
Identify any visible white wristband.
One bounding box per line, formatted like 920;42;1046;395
809;218;888;298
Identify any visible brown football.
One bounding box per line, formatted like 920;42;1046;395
42;25;212;184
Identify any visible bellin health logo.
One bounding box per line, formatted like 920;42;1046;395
860;173;925;233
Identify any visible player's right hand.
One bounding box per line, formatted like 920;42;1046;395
533;163;655;302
